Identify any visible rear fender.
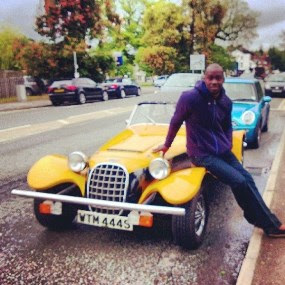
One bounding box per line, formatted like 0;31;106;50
27;155;86;195
139;167;206;205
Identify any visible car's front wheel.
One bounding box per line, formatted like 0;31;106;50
172;189;208;250
251;124;261;149
102;91;109;101
78;92;86;104
119;89;126;99
136;88;141;96
34;186;79;230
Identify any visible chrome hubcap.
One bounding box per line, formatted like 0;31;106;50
194;196;206;236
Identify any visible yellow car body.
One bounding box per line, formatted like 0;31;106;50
14;102;245;249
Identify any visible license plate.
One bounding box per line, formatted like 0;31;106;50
77;210;133;231
272;89;282;93
54;88;64;93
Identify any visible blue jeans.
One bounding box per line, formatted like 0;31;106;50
189;151;281;231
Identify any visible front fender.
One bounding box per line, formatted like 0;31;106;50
27;154;86;195
139;167;206;205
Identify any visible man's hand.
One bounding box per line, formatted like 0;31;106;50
152;144;169;157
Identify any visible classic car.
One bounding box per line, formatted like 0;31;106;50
224;78;271;148
12;102;244;250
48;78;108;106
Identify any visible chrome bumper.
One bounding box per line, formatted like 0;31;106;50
11;189;185;216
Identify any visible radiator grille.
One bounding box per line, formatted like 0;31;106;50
87;163;129;215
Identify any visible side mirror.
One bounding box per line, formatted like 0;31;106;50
264;96;271;103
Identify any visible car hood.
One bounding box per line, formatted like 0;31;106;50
232;102;258;118
89;125;186;173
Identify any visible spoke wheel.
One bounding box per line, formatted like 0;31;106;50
120;89;126;99
172;188;208;250
78;92;86;104
102;91;109;101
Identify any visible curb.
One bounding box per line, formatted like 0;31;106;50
236;128;285;285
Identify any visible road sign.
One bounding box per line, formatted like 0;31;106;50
190;54;205;71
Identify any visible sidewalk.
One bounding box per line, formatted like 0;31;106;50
0;99;51;112
1;99;285;284
237;129;285;285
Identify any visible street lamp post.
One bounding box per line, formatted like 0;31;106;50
73;51;80;78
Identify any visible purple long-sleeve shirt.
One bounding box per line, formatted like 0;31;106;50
165;80;233;157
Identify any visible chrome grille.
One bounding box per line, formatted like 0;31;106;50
87;163;129;215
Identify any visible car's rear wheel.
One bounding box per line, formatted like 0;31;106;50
34;185;80;230
172;188;208;250
51;100;62;106
102;91;109;101
25;88;33;96
78;92;86;104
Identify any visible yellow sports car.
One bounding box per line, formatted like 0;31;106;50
12;102;244;249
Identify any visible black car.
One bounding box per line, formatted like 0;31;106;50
48;78;108;106
103;78;141;98
264;73;285;97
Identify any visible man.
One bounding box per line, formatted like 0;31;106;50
153;63;285;237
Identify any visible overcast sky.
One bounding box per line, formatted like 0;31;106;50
0;0;284;50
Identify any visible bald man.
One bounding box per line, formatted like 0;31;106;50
153;63;285;237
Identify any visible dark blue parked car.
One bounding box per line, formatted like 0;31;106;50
224;78;271;148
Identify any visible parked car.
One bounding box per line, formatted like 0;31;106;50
160;73;203;93
12;102;245;250
23;76;42;96
47;78;108;106
153;75;169;87
224;78;271;148
264;73;285;97
103;78;141;98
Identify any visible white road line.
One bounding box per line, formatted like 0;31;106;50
278;99;285;110
57;119;69;125
0;124;31;133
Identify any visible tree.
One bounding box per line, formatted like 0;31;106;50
0;26;28;70
216;0;259;46
268;47;285;72
208;44;235;70
36;0;120;45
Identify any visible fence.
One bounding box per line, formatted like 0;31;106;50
0;77;24;99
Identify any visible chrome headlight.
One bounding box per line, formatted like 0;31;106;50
149;158;170;180
241;110;256;125
68;151;88;172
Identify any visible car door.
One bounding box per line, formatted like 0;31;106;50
122;78;136;95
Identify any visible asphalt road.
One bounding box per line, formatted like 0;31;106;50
0;95;284;285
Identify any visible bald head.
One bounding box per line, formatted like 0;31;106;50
204;63;224;98
205;63;224;75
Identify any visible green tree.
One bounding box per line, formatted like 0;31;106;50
208;44;235;70
0;26;28;70
268;47;285;71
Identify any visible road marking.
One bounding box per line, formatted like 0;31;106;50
0;124;31;133
57;119;69;125
0;106;133;143
278;99;285;110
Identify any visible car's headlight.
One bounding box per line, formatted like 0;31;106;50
149;158;170;180
241;111;256;125
68;151;88;172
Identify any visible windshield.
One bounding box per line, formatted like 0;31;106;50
50;80;72;87
163;74;201;87
266;74;285;82
129;103;175;125
223;83;257;101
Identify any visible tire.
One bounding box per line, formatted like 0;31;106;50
34;186;79;230
26;88;33;96
136;88;141;96
51;100;61;106
262;112;269;132
251;125;261;149
78;92;86;104
172;189;208;250
102;91;109;101
119;89;126;99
